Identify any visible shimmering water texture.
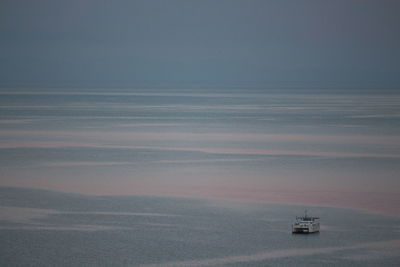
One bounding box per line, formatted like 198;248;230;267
0;88;400;214
0;187;399;266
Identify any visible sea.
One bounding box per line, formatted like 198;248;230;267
0;187;400;266
0;85;399;266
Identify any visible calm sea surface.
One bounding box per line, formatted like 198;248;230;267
1;187;400;266
1;87;399;211
0;87;399;265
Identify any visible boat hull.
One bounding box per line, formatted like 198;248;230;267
292;224;319;234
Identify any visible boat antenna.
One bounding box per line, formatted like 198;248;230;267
305;209;308;218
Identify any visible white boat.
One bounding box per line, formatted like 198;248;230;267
292;210;320;234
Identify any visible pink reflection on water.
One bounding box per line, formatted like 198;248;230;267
19;179;399;216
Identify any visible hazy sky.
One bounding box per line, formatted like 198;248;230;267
1;0;400;85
